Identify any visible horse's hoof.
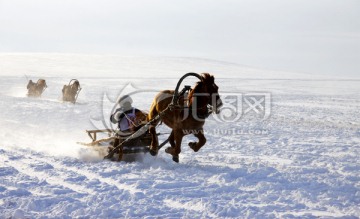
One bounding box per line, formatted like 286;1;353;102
188;142;199;152
165;147;174;154
149;149;157;156
149;145;158;156
172;156;179;163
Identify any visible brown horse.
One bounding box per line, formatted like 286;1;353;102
147;73;223;162
27;79;47;97
62;79;81;103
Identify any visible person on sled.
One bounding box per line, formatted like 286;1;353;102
110;95;146;135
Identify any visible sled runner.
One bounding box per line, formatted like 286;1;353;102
82;129;150;158
78;126;168;162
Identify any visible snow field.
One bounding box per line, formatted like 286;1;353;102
0;55;359;218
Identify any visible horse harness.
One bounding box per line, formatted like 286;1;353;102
169;85;212;119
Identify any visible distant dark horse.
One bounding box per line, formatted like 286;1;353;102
27;79;47;97
147;73;222;162
62;79;81;103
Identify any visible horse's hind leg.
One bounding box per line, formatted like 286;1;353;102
164;130;176;161
149;125;159;156
189;129;206;152
165;129;183;163
169;130;175;147
148;101;160;156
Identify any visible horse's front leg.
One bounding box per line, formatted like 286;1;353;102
169;130;175;148
165;129;183;163
189;129;206;152
149;125;159;156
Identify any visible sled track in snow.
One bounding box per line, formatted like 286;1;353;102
1;147;142;196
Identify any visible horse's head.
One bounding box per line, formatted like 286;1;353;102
200;73;222;114
37;79;47;89
189;73;223;114
71;80;80;91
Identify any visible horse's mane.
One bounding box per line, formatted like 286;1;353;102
201;73;214;84
71;81;80;90
187;73;214;106
38;79;46;84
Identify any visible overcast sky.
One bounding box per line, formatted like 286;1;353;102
0;0;359;77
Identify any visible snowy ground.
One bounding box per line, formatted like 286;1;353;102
0;54;359;218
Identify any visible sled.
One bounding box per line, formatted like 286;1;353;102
78;128;168;161
27;79;47;97
62;79;82;104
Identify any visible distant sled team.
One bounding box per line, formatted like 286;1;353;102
27;79;47;97
26;78;82;104
62;79;82;103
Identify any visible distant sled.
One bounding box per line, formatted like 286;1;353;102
62;79;82;104
27;79;47;97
